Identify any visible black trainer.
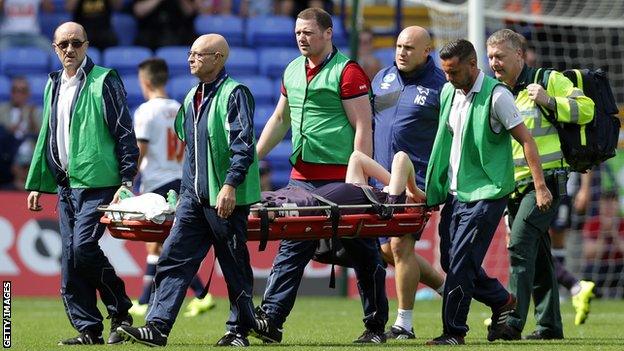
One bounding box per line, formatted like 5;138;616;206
487;294;517;342
250;306;283;343
523;330;564;340
58;330;104;345
384;325;416;340
116;323;168;347
108;313;133;344
425;334;465;345
353;329;386;344
216;332;250;347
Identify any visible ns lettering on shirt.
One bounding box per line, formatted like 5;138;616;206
134;98;184;193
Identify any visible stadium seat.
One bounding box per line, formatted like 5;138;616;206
0;47;50;76
0;75;10;102
264;140;292;189
49;47;101;71
25;74;50;104
120;75;144;110
254;104;273;137
374;47;395;67
103;46;152;76
237;76;274;105
272;77;282;104
111;13;137;46
194;15;245;47
169;75;199;102
258;48;300;78
247;16;295;47
331;16;349;47
227;47;258;76
155;46;189;77
39;13;71;40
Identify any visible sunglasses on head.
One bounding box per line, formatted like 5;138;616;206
55;40;87;50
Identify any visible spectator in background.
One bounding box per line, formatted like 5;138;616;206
67;0;122;50
583;190;624;298
133;0;199;51
198;0;233;14
0;0;54;50
358;27;381;80
0;76;41;147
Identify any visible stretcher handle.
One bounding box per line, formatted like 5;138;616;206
249;202;427;212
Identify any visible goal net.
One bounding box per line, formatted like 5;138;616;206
413;0;624;298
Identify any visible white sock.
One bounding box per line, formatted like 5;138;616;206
435;280;445;296
394;309;413;330
571;282;582;296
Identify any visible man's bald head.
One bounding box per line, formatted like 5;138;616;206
395;26;432;73
52;22;89;77
188;34;230;82
54;22;88;43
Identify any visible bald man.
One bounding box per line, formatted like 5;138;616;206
25;22;139;345
371;26;447;339
117;34;261;347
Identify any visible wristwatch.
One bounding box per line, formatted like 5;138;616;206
121;180;133;188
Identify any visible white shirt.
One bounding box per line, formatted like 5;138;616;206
447;71;523;193
134;97;182;193
56;58;87;170
0;0;41;34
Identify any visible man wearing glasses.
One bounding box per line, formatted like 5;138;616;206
25;22;139;345
117;33;261;347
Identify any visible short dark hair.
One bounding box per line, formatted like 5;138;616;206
439;39;477;63
138;58;169;87
297;7;333;31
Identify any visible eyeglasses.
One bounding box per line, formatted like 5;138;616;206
187;51;219;59
55;40;87;50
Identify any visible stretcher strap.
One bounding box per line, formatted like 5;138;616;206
357;185;393;220
258;207;269;251
311;193;340;289
198;255;217;299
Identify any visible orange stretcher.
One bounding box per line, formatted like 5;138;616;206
98;203;431;248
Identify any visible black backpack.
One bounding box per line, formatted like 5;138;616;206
536;68;620;173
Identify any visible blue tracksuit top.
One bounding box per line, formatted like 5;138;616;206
371;56;446;189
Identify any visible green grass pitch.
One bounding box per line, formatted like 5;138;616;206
9;296;624;350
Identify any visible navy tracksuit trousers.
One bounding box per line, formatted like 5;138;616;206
438;195;510;336
260;179;389;332
146;190;255;335
58;186;132;334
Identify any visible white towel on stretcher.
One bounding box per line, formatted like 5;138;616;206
106;193;174;224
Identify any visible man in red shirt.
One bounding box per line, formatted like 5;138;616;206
252;7;388;344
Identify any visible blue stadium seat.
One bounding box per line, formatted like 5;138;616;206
237;76;273;105
247;16;295;47
25;74;50;105
155;46;189;77
227;47;258;76
103;46;152;76
264;141;292;189
169;75;199;102
49;47;101;71
111;13;137;46
253;104;273;137
331;16;349;47
258;48;299;78
272;77;282;104
374;47;395;67
120;75;143;109
0;75;10;102
39;13;71;40
194;15;244;47
0;47;50;76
